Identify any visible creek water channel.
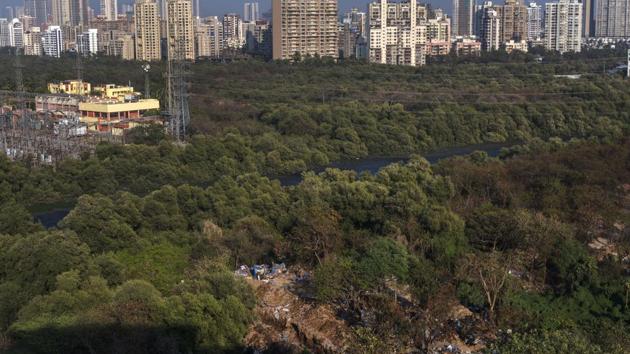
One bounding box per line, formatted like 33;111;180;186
33;142;511;228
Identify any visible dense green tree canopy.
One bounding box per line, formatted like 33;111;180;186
0;53;629;353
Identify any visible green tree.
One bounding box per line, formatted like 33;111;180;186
223;216;282;266
492;329;605;354
60;194;138;253
0;230;90;301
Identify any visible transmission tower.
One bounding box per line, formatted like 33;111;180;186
14;47;28;159
167;38;191;142
13;47;26;113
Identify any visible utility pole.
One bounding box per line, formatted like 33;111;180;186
76;48;84;94
14;47;26;160
143;64;151;98
627;49;630;79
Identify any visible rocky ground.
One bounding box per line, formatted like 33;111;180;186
244;271;353;353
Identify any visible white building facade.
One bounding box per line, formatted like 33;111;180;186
527;2;543;41
100;0;118;21
545;0;582;53
368;0;427;66
78;28;98;55
42;25;64;57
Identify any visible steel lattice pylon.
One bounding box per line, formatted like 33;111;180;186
167;38;191;142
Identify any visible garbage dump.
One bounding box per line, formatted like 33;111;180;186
235;262;287;281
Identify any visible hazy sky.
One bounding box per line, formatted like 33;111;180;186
0;0;454;17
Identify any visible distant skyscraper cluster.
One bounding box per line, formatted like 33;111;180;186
454;0;475;36
101;0;118;21
456;0;584;54
244;2;260;22
0;0;628;64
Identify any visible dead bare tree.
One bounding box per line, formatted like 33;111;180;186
459;251;514;324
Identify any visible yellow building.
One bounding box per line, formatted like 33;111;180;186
78;98;160;134
93;84;138;101
48;80;91;95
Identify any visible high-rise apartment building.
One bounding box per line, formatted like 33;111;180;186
194;23;211;57
498;0;528;42
474;2;487;37
339;8;367;59
343;8;367;38
583;0;596;37
70;0;89;26
0;19;10;47
60;25;78;51
481;7;501;50
118;34;135;60
134;0;162;61
427;13;451;56
453;0;475;36
24;0;48;26
91;17;134;33
100;0;118;21
24;27;43;55
595;0;630;37
194;0;200;18
160;0;168;18
545;0;582;53
223;13;243;49
272;0;338;60
0;19;24;48
368;0;427;66
244;2;260;22
102;31;134;59
527;2;542;41
339;23;358;59
51;0;71;26
167;0;195;61
77;28;98;55
20;15;35;31
9;19;24;48
204;16;224;57
248;20;271;55
427;14;451;42
42;25;64;57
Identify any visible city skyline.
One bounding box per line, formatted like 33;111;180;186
0;0;456;17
